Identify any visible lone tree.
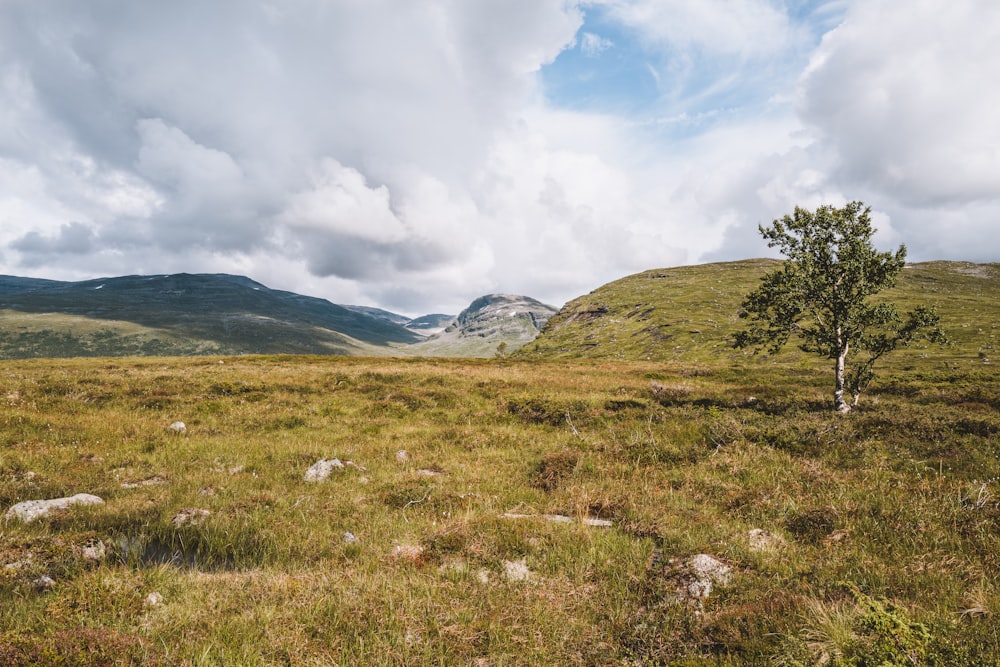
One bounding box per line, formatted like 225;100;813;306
734;201;946;413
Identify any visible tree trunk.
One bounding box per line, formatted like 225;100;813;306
834;342;851;413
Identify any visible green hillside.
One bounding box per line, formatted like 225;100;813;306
0;273;420;359
520;260;999;371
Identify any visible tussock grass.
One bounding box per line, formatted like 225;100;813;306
1;354;999;664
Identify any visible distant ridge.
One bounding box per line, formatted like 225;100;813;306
0;274;553;359
0;273;421;358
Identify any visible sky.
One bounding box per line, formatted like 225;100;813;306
0;0;997;316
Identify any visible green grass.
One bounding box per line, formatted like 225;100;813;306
520;260;1000;371
1;353;999;665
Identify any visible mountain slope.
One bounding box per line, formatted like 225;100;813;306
519;260;1000;367
410;294;558;357
0;273;421;358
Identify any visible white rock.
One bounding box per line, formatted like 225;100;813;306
5;494;105;523
80;541;106;562
688;554;732;584
303;458;344;482
582;517;614;528
391;544;425;562
395;450;410;463
503;558;533;582
33;575;56;590
342;531;359;544
682;554;732;600
171;508;211;528
145;592;164;607
747;528;785;553
500;512;613;528
167;421;187;434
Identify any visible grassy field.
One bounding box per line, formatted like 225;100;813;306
1;352;999;665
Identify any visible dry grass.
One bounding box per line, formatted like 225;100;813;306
1;354;999;664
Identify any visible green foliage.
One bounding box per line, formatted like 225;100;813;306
734;201;946;412
780;586;931;667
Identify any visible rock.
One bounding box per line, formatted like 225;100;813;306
171;508;211;528
303;458;344;482
80;540;107;562
5;494;105;523
395;450;409;463
145;592;164;607
582;517;614;528
121;476;168;489
391;544;425;563
655;552;732;606
499;512;613;528
4;556;34;571
503;558;533;582
342;531;359;544
747;528;785;553
32;575;56;591
167;421;187;434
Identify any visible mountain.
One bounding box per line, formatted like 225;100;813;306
410;294;559;357
518;259;1000;367
342;305;412;327
405;313;454;334
0;274;555;359
0;273;422;358
342;306;456;335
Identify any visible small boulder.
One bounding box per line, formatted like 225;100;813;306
167;421;187;434
172;508;211;528
32;575;56;591
391;544;425;563
654;552;732;606
503;558;533;583
80;540;107;563
747;528;786;553
5;494;105;523
342;531;359;544
395;450;410;463
145;592;164;607
303;458;344;482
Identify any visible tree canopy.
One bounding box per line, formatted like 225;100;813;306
734;201;946;413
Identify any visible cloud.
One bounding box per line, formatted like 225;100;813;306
12;222;95;262
597;0;799;58
798;0;1000;207
0;0;996;316
580;32;614;57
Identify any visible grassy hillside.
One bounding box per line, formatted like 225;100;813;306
520;260;999;371
2;354;999;664
0;273;421;359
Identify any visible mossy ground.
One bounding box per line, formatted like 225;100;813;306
1;353;998;665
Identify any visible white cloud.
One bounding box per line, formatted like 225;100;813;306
0;0;997;316
798;0;1000;207
580;32;614;57
597;0;800;58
